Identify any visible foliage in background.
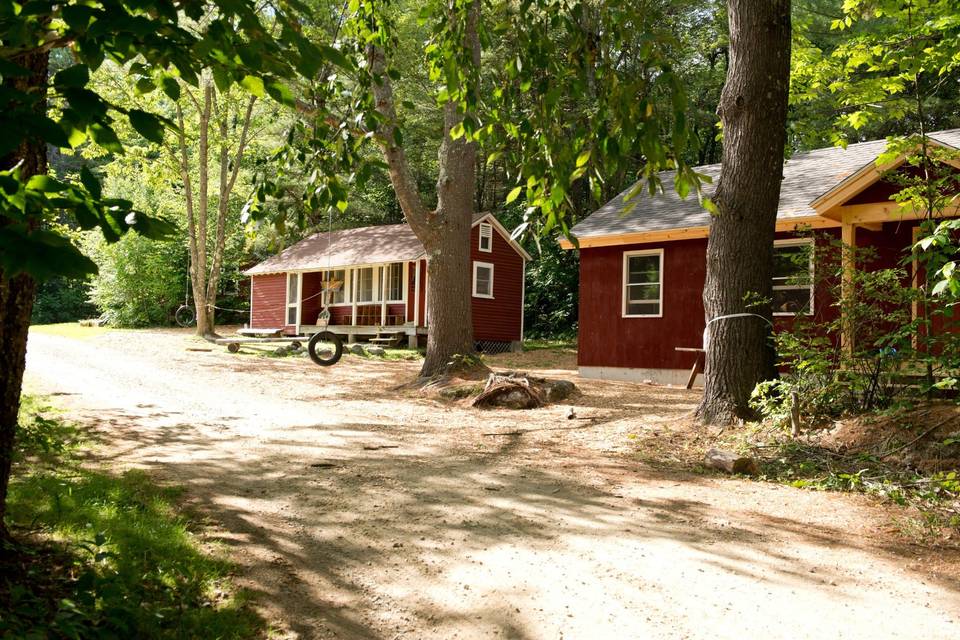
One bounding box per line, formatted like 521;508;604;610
84;232;186;327
791;0;960;148
30;276;97;325
2;396;263;638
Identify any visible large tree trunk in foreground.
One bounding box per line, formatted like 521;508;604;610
370;0;480;377
0;48;49;541
696;0;791;425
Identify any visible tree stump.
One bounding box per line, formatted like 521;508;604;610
704;448;759;475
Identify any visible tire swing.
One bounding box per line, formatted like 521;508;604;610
307;331;343;366
305;207;346;367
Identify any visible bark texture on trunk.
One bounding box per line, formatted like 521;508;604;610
695;0;791;425
172;81;253;338
0;47;49;541
370;0;480;378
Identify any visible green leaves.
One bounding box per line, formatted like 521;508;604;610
505;186;523;204
127;109;165;143
54;64;90;89
240;75;265;97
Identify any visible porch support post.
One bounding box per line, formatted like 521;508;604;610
413;260;421;327
381;265;387;326
841;220;856;354
351;267;358;327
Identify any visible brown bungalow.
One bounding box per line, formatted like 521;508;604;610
565;129;960;386
243;213;531;350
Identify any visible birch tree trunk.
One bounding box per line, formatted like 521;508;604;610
173;79;254;338
0;47;48;541
695;0;791;425
369;0;480;377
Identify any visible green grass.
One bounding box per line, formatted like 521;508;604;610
522;338;576;351
2;396;264;639
29;322;113;340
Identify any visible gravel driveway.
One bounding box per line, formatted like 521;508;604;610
24;328;960;640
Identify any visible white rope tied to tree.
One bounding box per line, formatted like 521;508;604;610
702;313;773;352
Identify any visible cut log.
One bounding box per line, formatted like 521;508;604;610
704;448;759;475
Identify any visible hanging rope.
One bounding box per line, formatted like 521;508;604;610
702;313;774;352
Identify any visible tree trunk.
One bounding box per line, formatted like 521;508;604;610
0;47;49;542
695;0;791;425
370;0;481;378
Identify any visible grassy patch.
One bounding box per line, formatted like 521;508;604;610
2;396;264;639
30;322;113;340
522;338;576;352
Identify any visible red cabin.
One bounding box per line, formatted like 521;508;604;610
565;129;960;385
244;213;531;350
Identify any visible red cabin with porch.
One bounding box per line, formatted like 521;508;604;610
244;213;530;350
565;129;960;385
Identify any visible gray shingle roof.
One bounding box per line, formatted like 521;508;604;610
244;223;425;275
571;129;960;240
244;212;506;275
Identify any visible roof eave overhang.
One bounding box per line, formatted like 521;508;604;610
813;139;960;220
561;215;841;250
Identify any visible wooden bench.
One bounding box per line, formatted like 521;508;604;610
675;347;704;389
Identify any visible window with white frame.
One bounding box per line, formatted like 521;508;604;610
286;272;300;325
772;239;814;315
356;267;375;302
623;250;662;317
478;222;493;252
322;269;347;305
381;262;404;302
473;261;494;298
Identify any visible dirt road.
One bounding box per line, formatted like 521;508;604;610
24;329;960;639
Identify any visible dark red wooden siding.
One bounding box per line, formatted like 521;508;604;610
250;273;286;329
300;272;324;326
579;231;843;370
578;238;707;370
471;223;524;342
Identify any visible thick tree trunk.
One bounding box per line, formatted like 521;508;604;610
0;47;49;541
695;0;791;425
370;0;481;378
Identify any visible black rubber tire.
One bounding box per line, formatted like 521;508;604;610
175;305;196;328
307;331;343;366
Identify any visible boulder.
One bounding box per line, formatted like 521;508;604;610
704;448;759;475
348;343;366;356
367;345;386;357
543;379;578;402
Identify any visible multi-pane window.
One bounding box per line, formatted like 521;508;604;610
479;223;493;252
623;251;662;317
322;269;346;304
772;239;814;315
473;261;494;298
356;267;375;302
286;273;300;325
382;263;404;301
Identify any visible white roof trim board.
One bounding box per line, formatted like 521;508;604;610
570;128;960;241
245;212;531;276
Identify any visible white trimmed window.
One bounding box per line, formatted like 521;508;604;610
322;269;347;305
356;267;375;302
772;238;814;315
381;262;404;302
478;222;493;252
473;261;494;298
286;272;300;325
623;250;662;317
